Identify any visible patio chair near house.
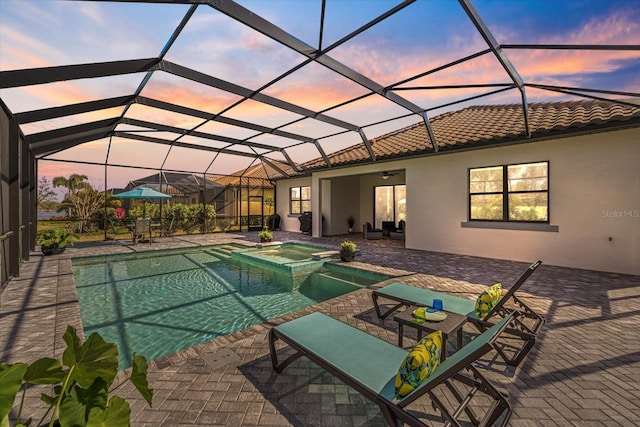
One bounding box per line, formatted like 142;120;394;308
269;311;515;427
372;260;544;366
390;220;406;240
381;221;396;237
363;222;383;240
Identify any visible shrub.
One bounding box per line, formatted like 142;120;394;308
347;215;355;228
340;240;357;253
339;240;357;262
258;229;273;242
92;207;119;230
36;228;77;249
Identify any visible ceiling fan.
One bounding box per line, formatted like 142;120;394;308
381;171;401;180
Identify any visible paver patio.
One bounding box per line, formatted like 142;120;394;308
1;231;639;426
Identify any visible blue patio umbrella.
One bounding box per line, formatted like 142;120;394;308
114;186;171;218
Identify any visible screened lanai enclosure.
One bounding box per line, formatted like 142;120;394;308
123;169;276;232
1;0;639;286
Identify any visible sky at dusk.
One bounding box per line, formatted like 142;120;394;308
1;0;639;192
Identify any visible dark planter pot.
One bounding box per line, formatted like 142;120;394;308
42;244;65;256
340;251;355;262
260;238;272;243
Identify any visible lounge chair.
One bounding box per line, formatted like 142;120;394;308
269;311;515;427
372;260;544;366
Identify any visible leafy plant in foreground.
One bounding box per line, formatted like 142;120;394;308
0;326;152;427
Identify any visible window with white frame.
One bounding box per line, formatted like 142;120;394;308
469;161;549;222
290;186;310;214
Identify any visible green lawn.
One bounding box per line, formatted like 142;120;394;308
37;220;240;243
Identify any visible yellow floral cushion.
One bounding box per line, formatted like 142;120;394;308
474;283;502;318
394;330;443;398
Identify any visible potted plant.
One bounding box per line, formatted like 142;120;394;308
340;240;357;262
0;325;153;427
347;215;355;233
36;228;77;255
258;228;273;243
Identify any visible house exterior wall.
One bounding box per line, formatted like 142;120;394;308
276;176;312;233
328;175;361;235
321;179;331;235
405;128;639;275
276;128;638;275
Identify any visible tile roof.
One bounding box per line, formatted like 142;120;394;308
212;159;293;186
212;175;272;187
300;100;640;170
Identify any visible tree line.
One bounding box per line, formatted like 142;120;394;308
38;174;216;235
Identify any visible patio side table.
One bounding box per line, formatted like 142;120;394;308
393;307;467;361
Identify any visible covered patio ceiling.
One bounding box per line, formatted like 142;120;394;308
1;0;639;186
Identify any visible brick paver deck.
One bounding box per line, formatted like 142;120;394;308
2;231;639;426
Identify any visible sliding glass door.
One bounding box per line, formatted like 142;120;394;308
374;185;406;228
395;185;406;225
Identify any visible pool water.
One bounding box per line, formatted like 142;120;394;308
245;243;328;261
231;243;333;273
71;245;387;369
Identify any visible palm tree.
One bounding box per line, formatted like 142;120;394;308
53;174;90;218
53;174;103;233
53;174;90;194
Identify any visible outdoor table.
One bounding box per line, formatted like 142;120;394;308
393;307;467;361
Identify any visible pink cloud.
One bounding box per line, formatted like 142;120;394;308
38;162;76;178
142;83;238;114
551;11;640;45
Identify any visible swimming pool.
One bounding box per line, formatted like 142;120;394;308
71;244;387;369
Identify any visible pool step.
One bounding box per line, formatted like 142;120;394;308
205;245;237;259
311;250;340;260
316;272;361;286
